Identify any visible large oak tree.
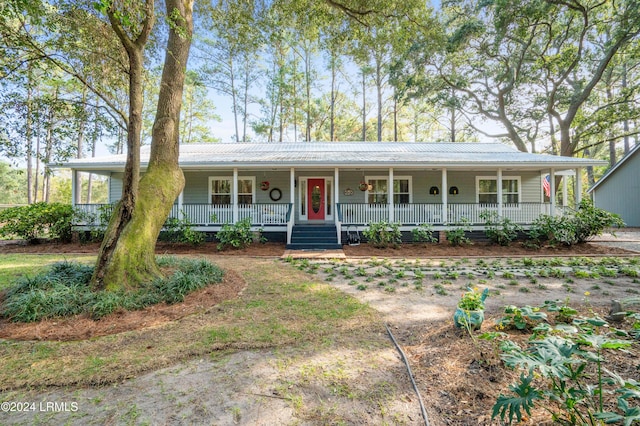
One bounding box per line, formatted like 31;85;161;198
91;0;192;290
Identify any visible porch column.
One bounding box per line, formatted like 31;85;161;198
441;168;448;224
178;190;184;220
562;174;568;207
334;167;341;244
388;167;394;222
232;168;239;223
575;167;582;206
497;168;503;218
71;171;78;206
550;168;556;216
288;167;295;245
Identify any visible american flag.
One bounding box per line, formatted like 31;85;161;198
542;175;551;197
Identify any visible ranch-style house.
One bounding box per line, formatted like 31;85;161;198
60;142;605;249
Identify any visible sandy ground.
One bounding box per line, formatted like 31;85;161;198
1;233;640;425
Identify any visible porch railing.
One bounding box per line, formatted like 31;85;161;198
337;202;567;225
73;203;292;227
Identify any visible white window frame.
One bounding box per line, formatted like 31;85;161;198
236;177;256;205
476;176;521;205
208;176;256;205
364;175;412;204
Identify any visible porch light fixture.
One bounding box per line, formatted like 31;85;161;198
429;186;440;196
449;186;459;195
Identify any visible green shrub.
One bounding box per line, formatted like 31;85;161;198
215;217;263;250
480;210;521;246
412;223;437;244
528;214;568;245
363;221;402;248
446;219;472;246
160;213;205;245
528;200;624;247
0;202;78;243
572;199;624;242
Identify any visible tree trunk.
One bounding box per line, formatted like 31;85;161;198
26;73;33;205
622;62;630;154
305;50;311;142
229;56;240;143
75;89;87;204
361;70;366;141
242;53;249;142
450;91;456;142
376;59;382;142
34;98;41;203
393;97;398;142
92;0;192;292
330;53;336;142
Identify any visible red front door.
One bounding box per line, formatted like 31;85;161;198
308;179;325;220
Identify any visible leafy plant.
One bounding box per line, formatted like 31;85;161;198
544;298;579;323
411;223;437;244
493;316;635;425
160;213;205;245
0;202;79;243
363;220;402;248
457;287;488;311
446;219;472;246
527;200;624;247
498;305;547;330
216;217;263;250
480;210;522;246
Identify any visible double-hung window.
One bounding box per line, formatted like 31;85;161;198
477;177;520;204
366;176;412;204
209;177;255;204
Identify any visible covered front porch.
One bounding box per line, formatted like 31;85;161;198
72;165;580;246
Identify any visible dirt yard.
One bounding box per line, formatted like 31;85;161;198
1;236;639;425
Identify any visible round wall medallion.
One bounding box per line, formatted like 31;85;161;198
269;188;282;201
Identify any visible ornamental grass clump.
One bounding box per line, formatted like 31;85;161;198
1;258;224;322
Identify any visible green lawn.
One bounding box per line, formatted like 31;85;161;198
0;257;381;391
0;254;95;290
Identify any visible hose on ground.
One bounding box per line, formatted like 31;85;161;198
385;323;430;426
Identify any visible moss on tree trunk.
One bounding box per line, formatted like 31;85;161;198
91;0;193;292
94;166;184;292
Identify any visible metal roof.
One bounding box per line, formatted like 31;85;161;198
58;142;606;171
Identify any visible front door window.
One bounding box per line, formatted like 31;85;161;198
307;178;325;220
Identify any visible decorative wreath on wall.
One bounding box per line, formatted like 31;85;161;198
260;181;270;191
358;182;369;191
269;188;282;201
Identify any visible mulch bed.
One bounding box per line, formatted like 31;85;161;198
0;269;246;341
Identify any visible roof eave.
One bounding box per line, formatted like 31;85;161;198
56;159;607;171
